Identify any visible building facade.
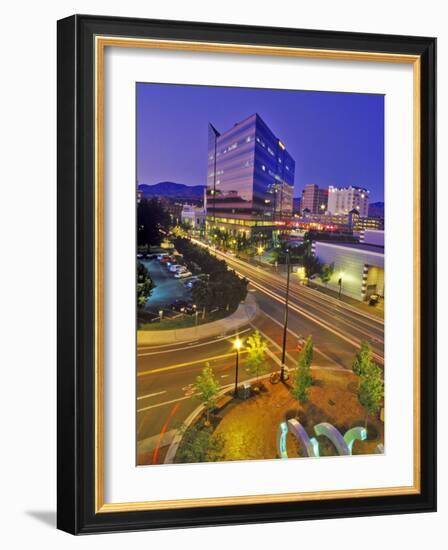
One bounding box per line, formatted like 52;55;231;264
207;113;295;237
301;184;328;214
327;186;369;218
311;231;384;301
181;204;206;230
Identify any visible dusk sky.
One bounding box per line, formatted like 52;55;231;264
136;83;384;202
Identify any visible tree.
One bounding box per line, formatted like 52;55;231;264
137;197;171;247
193;364;220;424
245;330;269;383
175;424;224;463
352;340;374;385
358;362;384;427
291;336;313;412
320;262;335;286
136;261;153;309
191;279;213;319
303;254;321;279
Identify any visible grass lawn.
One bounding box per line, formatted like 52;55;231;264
139;307;236;331
213;367;384;461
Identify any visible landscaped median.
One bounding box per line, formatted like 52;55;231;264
165;367;384;464
137;292;258;346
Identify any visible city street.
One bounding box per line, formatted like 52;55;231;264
137;246;384;464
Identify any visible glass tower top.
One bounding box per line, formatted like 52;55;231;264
207;113;295;220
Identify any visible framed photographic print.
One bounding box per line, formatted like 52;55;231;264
57;15;436;534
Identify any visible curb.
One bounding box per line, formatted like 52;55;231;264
138;293;257;346
164;371;277;464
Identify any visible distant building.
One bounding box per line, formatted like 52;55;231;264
311;230;384;301
181;204;206;230
327;186;369;218
297;210;383;233
206;113;295;240
301;184;328;214
368;201;385;218
293;197;302;214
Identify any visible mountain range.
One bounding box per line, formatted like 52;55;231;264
138;182;205;200
368;202;385;217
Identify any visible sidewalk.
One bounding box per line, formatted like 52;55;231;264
137;292;258;346
239;254;383;320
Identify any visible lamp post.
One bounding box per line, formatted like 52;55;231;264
280;249;291;382
233;337;242;397
338;273;343;299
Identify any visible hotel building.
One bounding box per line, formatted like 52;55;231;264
207;113;295;241
327;186;369;218
301;184;328;214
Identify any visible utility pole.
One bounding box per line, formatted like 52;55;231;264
280;249;291;381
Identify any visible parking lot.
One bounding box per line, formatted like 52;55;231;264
140;257;193;314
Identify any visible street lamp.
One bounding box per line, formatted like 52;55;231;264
257;245;264;265
233;337;243;397
338;272;344;299
280;249;291;382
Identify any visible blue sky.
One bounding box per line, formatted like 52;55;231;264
137;83;384;202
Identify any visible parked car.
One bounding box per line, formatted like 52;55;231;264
160;255;174;264
184;277;200;288
169;264;185;273
183;304;198;315
170;299;191;312
174;270;192;279
368;294;379;306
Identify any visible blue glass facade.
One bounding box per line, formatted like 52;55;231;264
207;114;295;220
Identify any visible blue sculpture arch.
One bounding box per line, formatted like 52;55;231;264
277;419;367;459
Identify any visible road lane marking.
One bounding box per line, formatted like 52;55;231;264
137;350;249;377
196;240;384;326
137;390;167;401
256;311;345;369
244;277;384;364
152;403;180;464
137;395;191;413
138;328;251;356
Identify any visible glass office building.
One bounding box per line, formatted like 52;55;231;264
207;114;295;226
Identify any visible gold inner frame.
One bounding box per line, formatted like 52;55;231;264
94;36;421;513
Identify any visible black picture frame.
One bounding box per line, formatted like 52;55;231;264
57;14;436;534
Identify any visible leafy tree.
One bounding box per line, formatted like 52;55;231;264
303;254;321;279
320;262;335;286
136;261;153;309
193;364;220;423
291;336;314;411
352;340;375;384
358;362;384;427
137;197;171;247
175;424;224;463
245;330;269;383
192;280;213;319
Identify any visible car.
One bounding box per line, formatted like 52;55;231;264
160;256;174;264
170;299;190;312
156;253;169;260
174;270;192;278
184;277;200;288
169;264;185;273
136;253;144;259
183;303;198;315
296;335;306;351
